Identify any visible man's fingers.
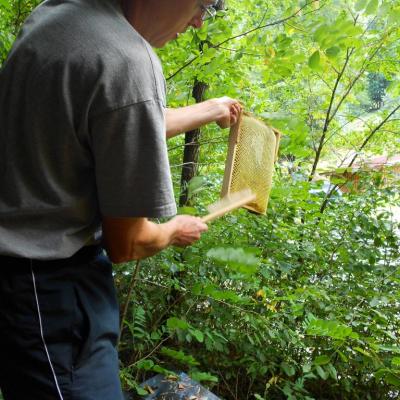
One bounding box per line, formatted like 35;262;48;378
229;103;242;125
214;97;243;128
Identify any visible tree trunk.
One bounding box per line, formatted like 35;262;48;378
179;80;208;206
179;0;225;207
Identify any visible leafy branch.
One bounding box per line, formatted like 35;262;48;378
309;33;388;181
167;0;322;81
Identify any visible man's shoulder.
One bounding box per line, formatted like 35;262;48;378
2;0;165;114
16;0;147;64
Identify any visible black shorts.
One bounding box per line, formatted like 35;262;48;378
0;246;124;400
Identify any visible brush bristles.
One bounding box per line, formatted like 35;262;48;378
201;189;256;223
207;188;254;214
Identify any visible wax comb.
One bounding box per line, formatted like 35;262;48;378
221;112;281;214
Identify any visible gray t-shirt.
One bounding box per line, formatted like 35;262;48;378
0;0;177;259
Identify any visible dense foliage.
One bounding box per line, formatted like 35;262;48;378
1;0;399;399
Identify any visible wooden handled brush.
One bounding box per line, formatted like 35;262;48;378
201;189;256;223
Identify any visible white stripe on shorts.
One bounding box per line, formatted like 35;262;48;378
30;261;64;400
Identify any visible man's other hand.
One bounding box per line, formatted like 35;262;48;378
169;215;208;247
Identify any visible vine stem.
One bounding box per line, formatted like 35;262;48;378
118;259;142;346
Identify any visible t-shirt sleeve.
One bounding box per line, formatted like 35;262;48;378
89;99;177;218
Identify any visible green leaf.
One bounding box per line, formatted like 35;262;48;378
330;177;346;185
355;0;366;11
161;347;200;366
207;247;259;275
187;176;207;199
190;329;204;343
302;363;312;373
374;368;387;380
369;297;380;307
326;364;338;381
354;346;372;357
178;206;197;216
281;362;296;377
306;319;355;339
135;386;149;396
392;357;400;367
191;283;203;295
388;8;400;26
365;0;378;15
152;365;175;376
314;355;331;365
378;345;400;354
190;371;219;383
167;317;189;331
203;285;242;302
315;365;328;380
385;372;400;387
308;50;321;70
136;359;154;371
325;46;340;59
0;0;11;10
150;331;161;340
196;27;208;41
337;350;348;362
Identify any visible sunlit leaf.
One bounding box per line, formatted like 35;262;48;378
191;371;219;383
161;347;200;366
167;317;189;331
190;329;204;343
207;247;259;275
365;0;378;15
355;0;367;11
308;50;321;70
314;355;331;365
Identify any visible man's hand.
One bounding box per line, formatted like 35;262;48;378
166;97;242;138
212;96;242;129
169;215;208;247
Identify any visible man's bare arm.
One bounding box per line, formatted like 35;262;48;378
102;215;208;263
165;97;242;139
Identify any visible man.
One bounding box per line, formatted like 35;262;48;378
0;0;241;398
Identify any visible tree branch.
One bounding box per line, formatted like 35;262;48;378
319;103;400;214
327;41;385;126
308;48;354;181
167;0;322;81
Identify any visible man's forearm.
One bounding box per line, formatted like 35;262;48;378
165;100;224;138
102;217;174;263
102;215;207;263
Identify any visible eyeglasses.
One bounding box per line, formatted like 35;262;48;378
198;1;218;21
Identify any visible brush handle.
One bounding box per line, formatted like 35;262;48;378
201;194;256;223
